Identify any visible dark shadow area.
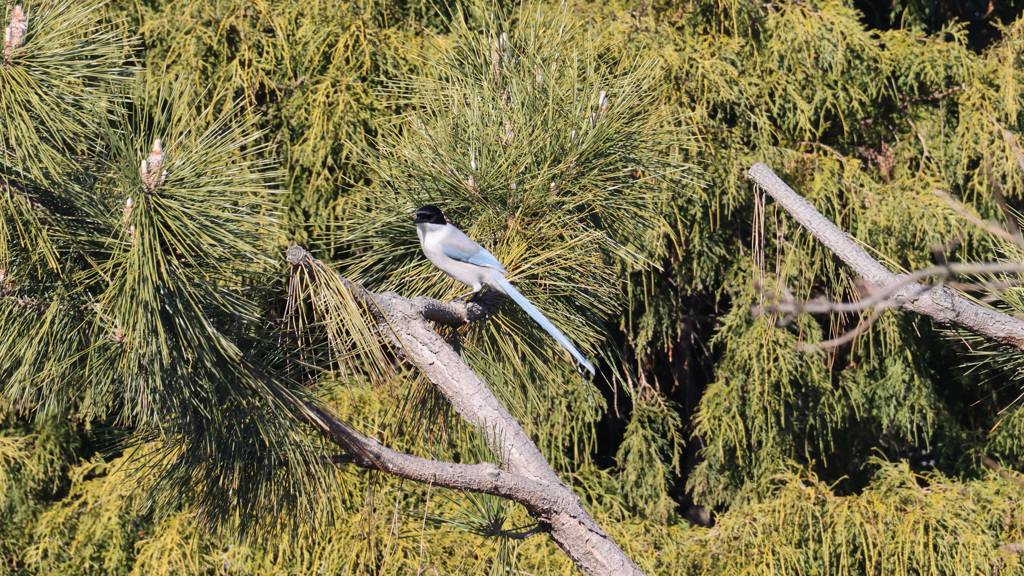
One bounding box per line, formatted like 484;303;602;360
853;0;1024;51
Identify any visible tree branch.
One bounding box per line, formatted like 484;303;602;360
306;403;583;517
934;188;1024;250
754;262;1024;316
802;309;883;351
747;163;1024;350
286;246;644;576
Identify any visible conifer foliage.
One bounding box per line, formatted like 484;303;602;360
6;0;1024;575
0;0;343;544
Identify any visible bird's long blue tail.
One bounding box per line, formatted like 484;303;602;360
492;275;595;375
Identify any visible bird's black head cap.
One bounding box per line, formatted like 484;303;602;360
414;205;447;225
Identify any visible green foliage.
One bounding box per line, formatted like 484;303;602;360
675;462;1024;575
625;0;1024;513
24;453;143;576
616;398;684;521
690;300;845;508
120;0;426;246
342;1;686;361
7;0;1024;575
0;1;134;185
2;0;344;543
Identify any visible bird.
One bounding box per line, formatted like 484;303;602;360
414;204;596;375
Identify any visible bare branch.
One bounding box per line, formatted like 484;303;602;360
3;5;27;64
1002;542;1024;554
986;111;1024;179
754;261;1024;317
413;293;496;326
934;189;1024;250
306;403;583;517
984;154;1022;243
747;163;1024;350
982;455;1024;489
801;309;883;351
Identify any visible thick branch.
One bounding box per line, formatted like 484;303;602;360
287;246;644;576
368;291;563;480
747;163;1024;349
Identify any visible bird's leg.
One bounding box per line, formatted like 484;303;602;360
452;288;482;302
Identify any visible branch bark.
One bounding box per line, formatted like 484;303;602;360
747;162;1024;349
287;246;644;576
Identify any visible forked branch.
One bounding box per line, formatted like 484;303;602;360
286;246;644;576
747;163;1024;349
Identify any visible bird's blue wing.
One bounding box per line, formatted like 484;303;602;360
441;230;508;273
